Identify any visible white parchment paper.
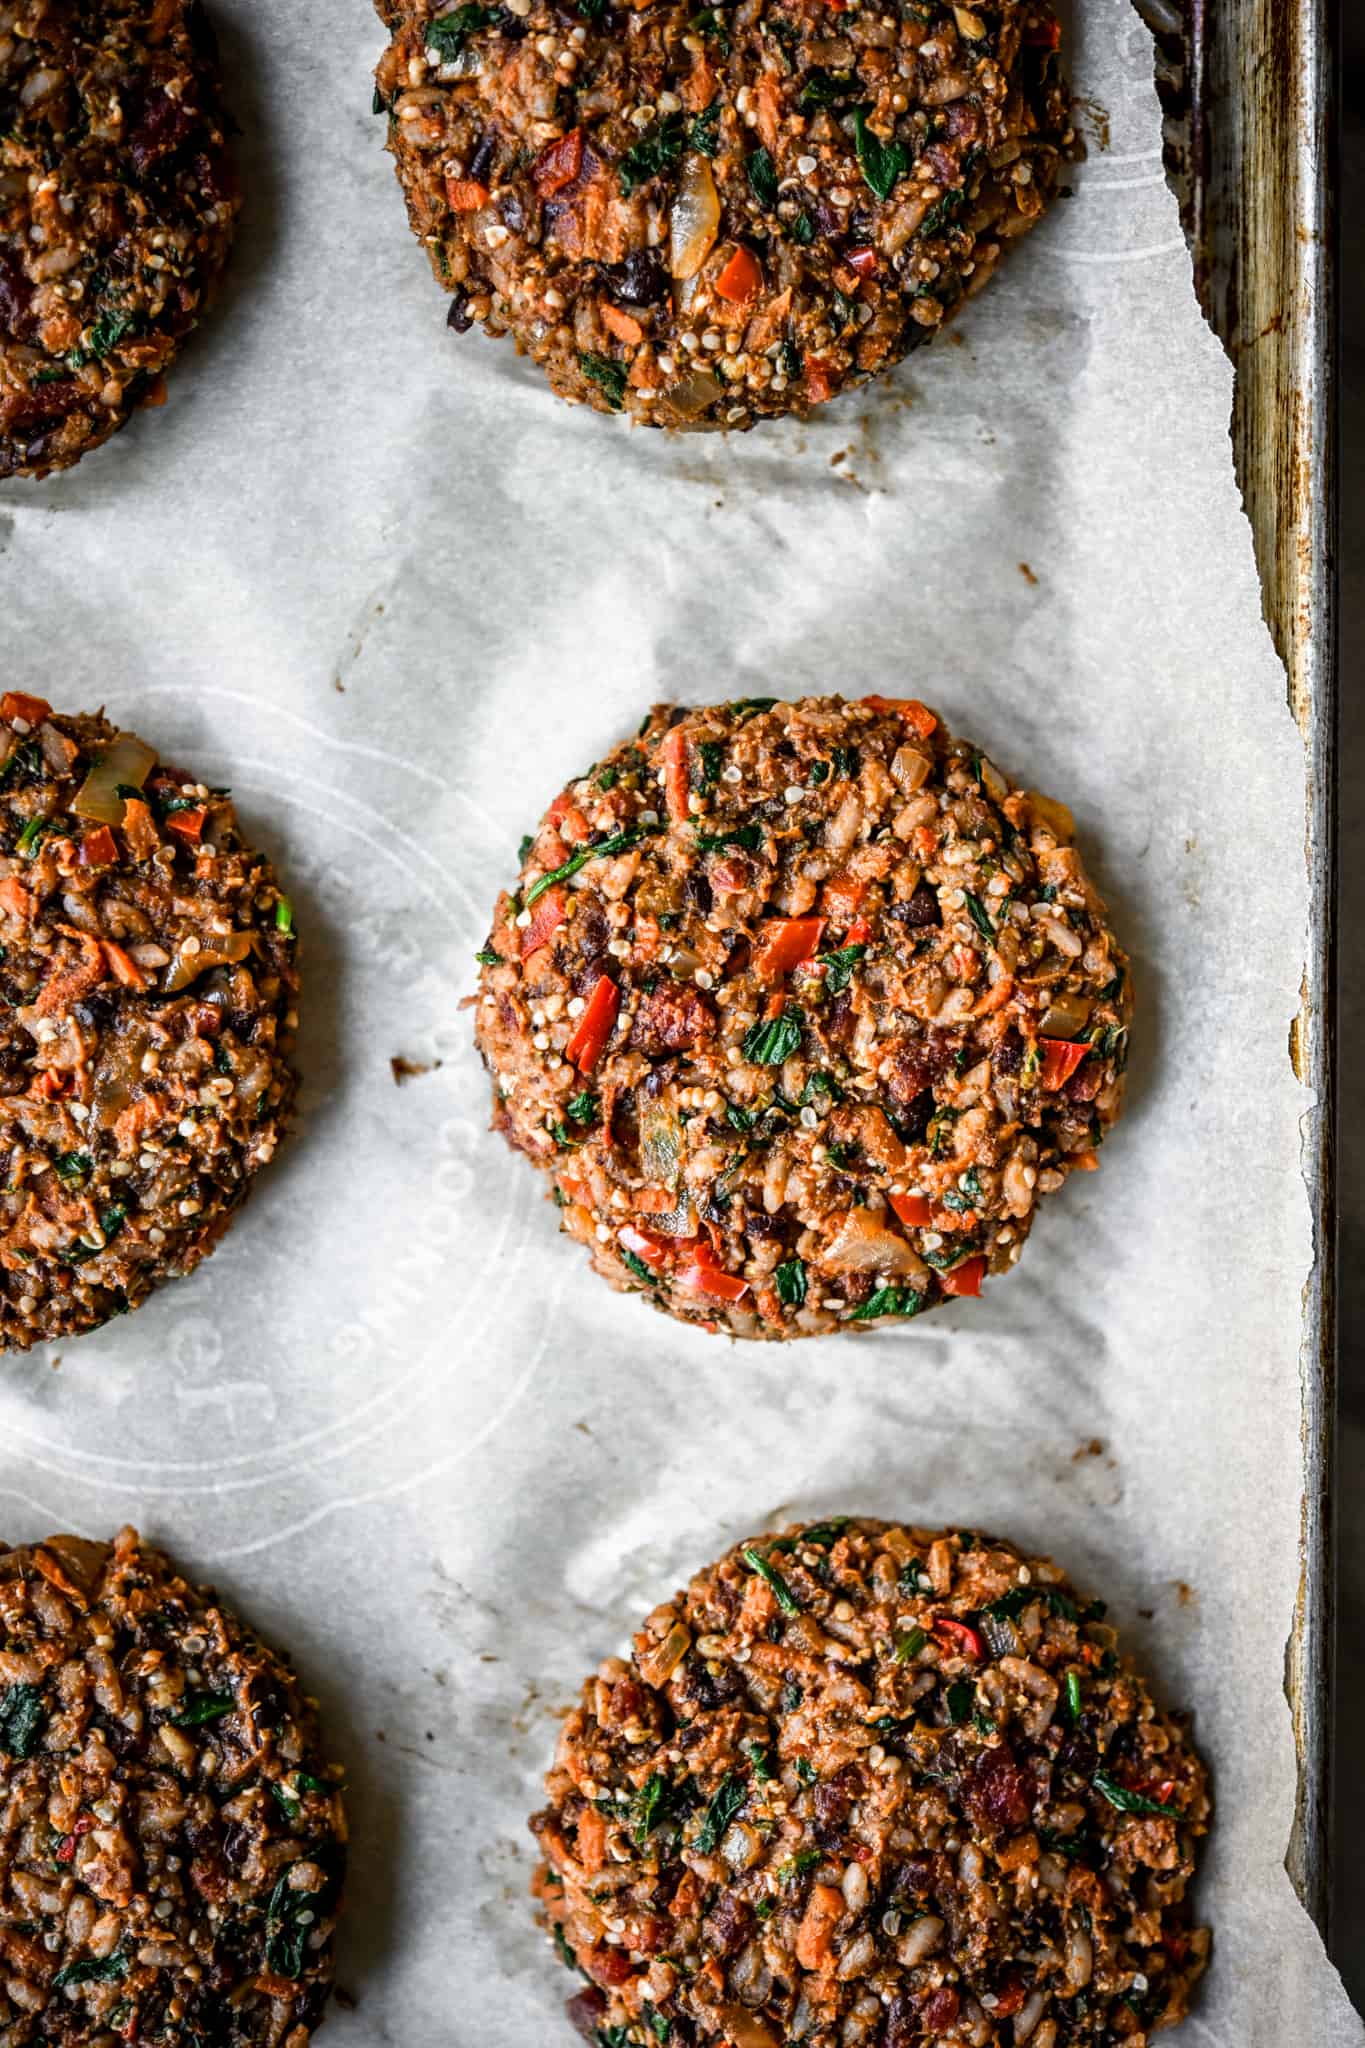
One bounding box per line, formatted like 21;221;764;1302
1;0;1358;2040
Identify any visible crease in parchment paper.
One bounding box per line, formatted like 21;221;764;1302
0;0;1358;2041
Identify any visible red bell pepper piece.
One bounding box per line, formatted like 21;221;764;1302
0;692;50;726
566;975;619;1073
661;727;690;824
860;696;937;739
520;883;566;959
845;916;872;946
933;1616;985;1659
619;1223;672;1270
805;356;837;405
715;244;763;302
78;826;118;867
754;916;826;980
940;1254;986;1299
889;1192;932;1230
845;245;878;278
1038;1037;1091;1091
678;1245;750;1304
166;806;207;842
532;127;584;196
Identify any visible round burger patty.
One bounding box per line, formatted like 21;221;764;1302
0;691;298;1349
374;0;1069;428
474;695;1130;1339
0;1527;345;2046
531;1517;1211;2048
0;0;240;481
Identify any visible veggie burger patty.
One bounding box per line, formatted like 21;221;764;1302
375;0;1070;427
532;1517;1211;2048
0;692;298;1350
0;1526;345;2046
0;0;239;481
474;696;1130;1339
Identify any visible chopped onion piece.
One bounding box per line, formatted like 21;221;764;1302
72;734;157;824
164;931;252;993
825;1208;929;1283
1037;991;1092;1039
670;152;720;281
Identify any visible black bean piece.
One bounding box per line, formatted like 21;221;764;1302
611;248;668;305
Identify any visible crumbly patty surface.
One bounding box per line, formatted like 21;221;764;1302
375;0;1069;428
0;0;239;480
474;696;1130;1339
0;692;298;1349
0;1527;345;2046
532;1518;1211;2048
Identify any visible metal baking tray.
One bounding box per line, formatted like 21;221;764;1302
1135;0;1338;1937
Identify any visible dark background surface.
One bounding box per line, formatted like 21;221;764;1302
1336;10;1360;2010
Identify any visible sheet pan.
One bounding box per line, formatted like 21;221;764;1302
1136;0;1340;1935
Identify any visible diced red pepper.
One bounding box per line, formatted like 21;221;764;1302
547;792;571;827
754;916;826;980
991;1977;1026;2020
860;695;937;739
678;1240;749;1303
619;1223;673;1270
715;244;763;303
566;975;619;1073
55;1815;94;1863
445;176;490;213
805;356;837;405
933;1616;985;1659
661;726;690;824
1038;1037;1091;1091
845;916;872;946
78;826;118;867
166;806;207;843
532;127;584;197
889;1192;932;1230
845;245;878;278
0;692;50;727
103;941;147;990
520;884;566;959
940;1254;986;1299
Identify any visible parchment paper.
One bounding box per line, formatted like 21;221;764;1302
0;0;1357;2040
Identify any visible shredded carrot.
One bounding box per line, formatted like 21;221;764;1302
103;941;148;990
795;1885;844;1970
445;177;489;213
0;877;34;921
601;301;644;344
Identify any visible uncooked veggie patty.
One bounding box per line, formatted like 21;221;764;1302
374;0;1069;428
531;1517;1210;2048
0;1526;345;2046
474;695;1130;1339
0;0;239;480
0;691;298;1349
